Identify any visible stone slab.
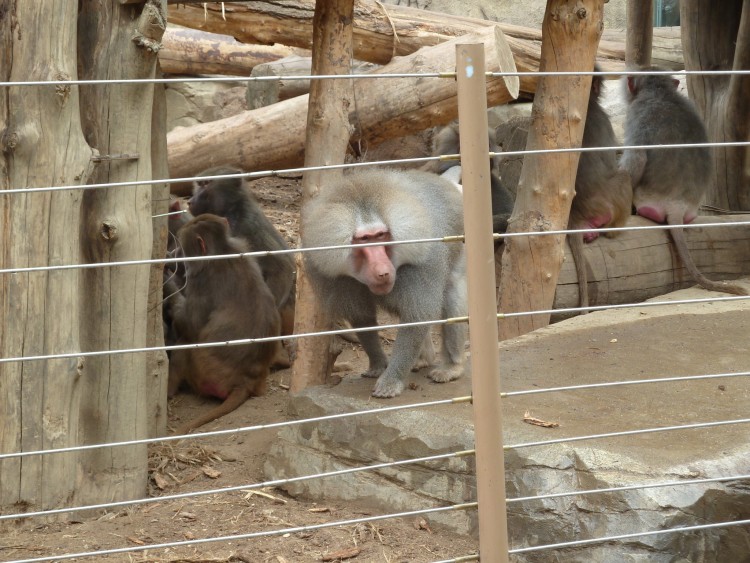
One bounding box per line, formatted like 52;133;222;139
265;285;750;561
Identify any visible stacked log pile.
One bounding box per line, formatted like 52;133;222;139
161;0;683;181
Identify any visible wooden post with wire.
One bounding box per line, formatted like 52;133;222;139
456;44;510;562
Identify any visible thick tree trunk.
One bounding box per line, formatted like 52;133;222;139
291;0;355;393
498;0;604;341
167;25;519;193
681;0;750;210
160;26;301;76
625;0;654;68
167;0;683;70
0;2;93;512
76;0;166;504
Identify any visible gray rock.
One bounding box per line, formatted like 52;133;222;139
265;286;750;560
165;79;247;132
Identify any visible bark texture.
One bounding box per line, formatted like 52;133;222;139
2;0;169;513
681;0;750;210
160;26;301;76
290;0;355;393
0;1;93;511
498;0;605;341
625;0;654;68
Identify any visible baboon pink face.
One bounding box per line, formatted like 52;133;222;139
350;226;396;295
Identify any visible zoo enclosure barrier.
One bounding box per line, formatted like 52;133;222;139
1;47;750;562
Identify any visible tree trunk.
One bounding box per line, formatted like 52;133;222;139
681;0;750;210
498;0;604;341
0;1;93;512
75;0;166;504
167;0;683;70
167;25;519;193
147;64;170;438
290;0;355;393
625;0;654;68
160;26;301;76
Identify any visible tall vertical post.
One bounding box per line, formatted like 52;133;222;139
626;0;654;68
291;0;355;392
456;44;510;562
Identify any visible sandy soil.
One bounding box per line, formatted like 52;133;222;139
0;177;479;563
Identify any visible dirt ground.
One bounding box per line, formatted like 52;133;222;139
0;177;479;563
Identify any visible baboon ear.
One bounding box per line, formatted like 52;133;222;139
627;76;637;95
197;235;207;255
672;78;680;89
591;78;600;98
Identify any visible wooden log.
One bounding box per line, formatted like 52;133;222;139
497;0;604;341
159;26;301;76
246;55;377;109
167;25;520;193
552;215;750;312
626;0;654;68
167;0;684;70
290;0;355;393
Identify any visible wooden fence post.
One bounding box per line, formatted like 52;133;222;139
456;43;510;563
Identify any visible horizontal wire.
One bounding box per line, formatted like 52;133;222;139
1;154;436;195
431;556;479;563
500;294;750;319
3;63;747;562
8;455;742;524
2;69;748;88
151;209;187;218
4;218;749;276
509;517;750;554
494;218;750;240
4;391;748;471
0;233;457;275
1;292;748;367
507;417;750;450
3;502;478;563
0;293;746;367
0;316;466;365
488;69;750;78
2;140;749;195
502;370;750;398
0;396;472;461
0;449;474;521
0;73;448;87
510;472;750;505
